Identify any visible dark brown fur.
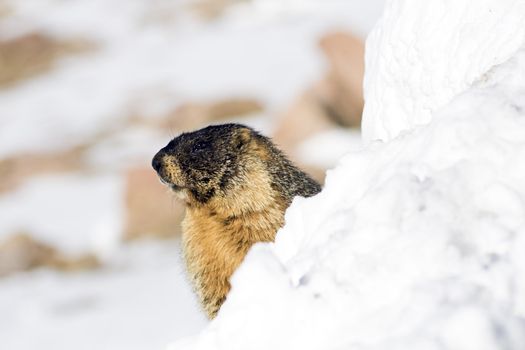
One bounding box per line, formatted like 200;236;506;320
152;124;321;318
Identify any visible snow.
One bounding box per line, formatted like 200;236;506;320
170;1;525;349
0;242;207;350
296;128;364;169
0;174;124;255
362;0;525;143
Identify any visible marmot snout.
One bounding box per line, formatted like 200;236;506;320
152;123;321;318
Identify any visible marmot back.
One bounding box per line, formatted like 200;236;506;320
152;123;321;318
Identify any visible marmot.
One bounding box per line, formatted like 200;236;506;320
152;123;321;318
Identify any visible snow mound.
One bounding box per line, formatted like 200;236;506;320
170;1;525;349
362;0;525;143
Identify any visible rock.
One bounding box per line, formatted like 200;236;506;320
0;233;100;277
273;88;334;185
273;88;338;158
49;253;100;272
122;167;184;241
299;163;326;186
318;31;365;128
272;31;364;180
0;233;55;276
0;3;11;19
189;0;244;21
161;98;264;131
0;32;94;88
0;146;86;193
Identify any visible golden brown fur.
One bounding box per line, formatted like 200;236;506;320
152;124;320;318
183;165;286;317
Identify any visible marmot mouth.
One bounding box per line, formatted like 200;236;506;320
157;175;184;191
170;183;184;192
157;175;170;186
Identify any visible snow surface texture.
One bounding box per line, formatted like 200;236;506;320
171;1;525;349
362;0;525;143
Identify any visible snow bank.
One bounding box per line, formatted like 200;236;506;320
362;0;525;143
170;0;525;349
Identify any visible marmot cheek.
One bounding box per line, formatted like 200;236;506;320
163;157;187;187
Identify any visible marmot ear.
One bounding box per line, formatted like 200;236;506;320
233;127;252;149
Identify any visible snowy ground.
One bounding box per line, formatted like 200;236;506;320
1;242;206;350
0;1;385;349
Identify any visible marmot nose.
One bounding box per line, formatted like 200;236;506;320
152;153;162;173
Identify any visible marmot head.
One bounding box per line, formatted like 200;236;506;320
152;124;262;205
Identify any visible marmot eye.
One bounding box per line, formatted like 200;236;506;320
192;141;209;153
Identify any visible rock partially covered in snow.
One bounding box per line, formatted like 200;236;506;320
0;233;100;276
170;1;525;349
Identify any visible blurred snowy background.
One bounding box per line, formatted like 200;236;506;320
0;1;386;349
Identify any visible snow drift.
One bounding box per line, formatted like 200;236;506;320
170;0;525;349
363;0;525;142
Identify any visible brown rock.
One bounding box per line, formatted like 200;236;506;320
122;167;184;241
299;163;326;186
318;31;365;128
273;31;364;155
0;3;11;19
0;233;55;275
0;32;95;88
0;233;100;277
189;0;244;21
273;88;338;159
161;98;264;131
272;88;335;185
49;253;100;272
0;145;86;193
272;30;364;183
